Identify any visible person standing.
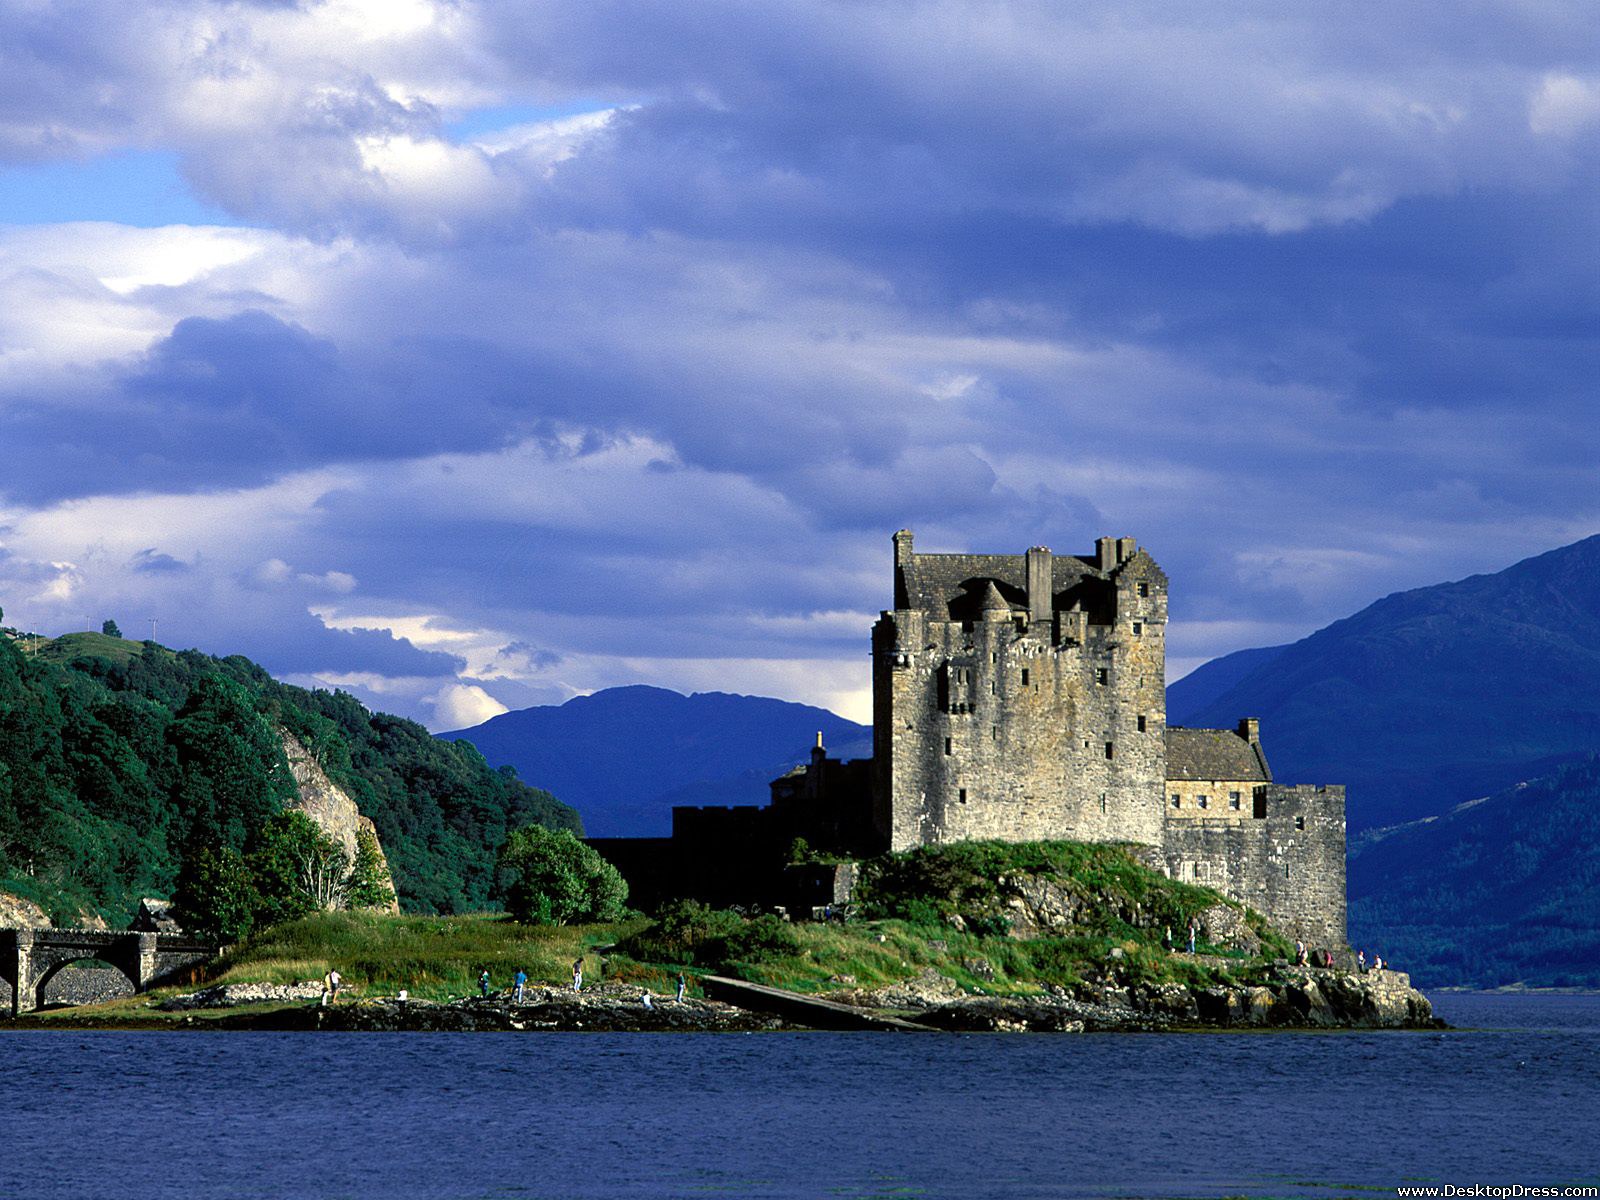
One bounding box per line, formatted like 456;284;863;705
1294;938;1307;966
641;989;654;1010
479;969;490;999
572;957;583;992
514;969;527;1004
676;972;687;1002
1186;919;1198;955
324;968;342;1005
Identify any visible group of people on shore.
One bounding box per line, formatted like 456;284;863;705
472;960;693;1008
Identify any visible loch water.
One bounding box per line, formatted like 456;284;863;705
2;992;1597;1200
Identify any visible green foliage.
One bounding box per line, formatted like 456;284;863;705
249;812;348;928
495;825;629;925
175;847;258;942
856;839;1219;937
0;628;581;923
347;826;395;909
101;620;122;638
616;901;801;971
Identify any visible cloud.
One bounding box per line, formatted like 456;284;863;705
0;0;1595;725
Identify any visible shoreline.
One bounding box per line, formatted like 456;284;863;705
3;966;1445;1034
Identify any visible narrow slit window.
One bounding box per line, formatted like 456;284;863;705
1170;794;1181;808
1132;621;1142;636
1104;741;1114;760
958;788;968;804
1139;582;1149;597
1295;816;1305;830
1096;668;1108;685
944;737;952;756
1197;795;1208;809
1137;715;1147;732
1021;668;1029;686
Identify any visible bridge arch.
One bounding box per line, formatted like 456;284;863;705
33;955;138;1009
1;929;216;1016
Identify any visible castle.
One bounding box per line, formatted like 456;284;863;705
592;531;1347;948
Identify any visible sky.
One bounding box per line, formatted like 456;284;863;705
0;0;1595;730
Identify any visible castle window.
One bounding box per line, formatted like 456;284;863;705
958;788;968;804
1132;622;1142;636
1104;742;1114;760
944;737;952;756
1295;816;1305;830
1021;668;1029;686
1170;794;1181;808
1096;668;1108;685
1139;582;1149;597
1101;793;1107;813
1137;715;1147;732
1228;792;1241;810
1197;795;1209;809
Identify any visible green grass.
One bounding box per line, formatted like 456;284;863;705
19;839;1303;1025
205;909;651;1002
35;630;156;667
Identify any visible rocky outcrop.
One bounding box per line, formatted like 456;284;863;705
990;874;1259;953
160;981;326;1010
873;966;1438;1033
0;892;52;930
281;731;400;912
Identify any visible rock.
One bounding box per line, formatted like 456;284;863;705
282;731;400;912
161;981;326;1010
0;892;52;930
130;898;182;934
962;957;996;981
1196;903;1260;955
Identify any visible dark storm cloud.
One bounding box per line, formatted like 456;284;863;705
0;0;1595;711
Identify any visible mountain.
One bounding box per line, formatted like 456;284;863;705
1166;644;1286;725
1175;535;1600;831
440;685;871;836
1348;756;1600;988
0;626;578;922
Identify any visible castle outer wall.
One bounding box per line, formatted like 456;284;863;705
872;532;1169;852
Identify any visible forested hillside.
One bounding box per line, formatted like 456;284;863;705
0;623;578;925
1349;756;1600;988
1177;535;1600;831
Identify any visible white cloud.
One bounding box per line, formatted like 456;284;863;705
1529;73;1600;138
430;681;509;730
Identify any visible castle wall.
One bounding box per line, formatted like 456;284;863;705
1161;784;1347;949
875;542;1168;852
1167;781;1266;817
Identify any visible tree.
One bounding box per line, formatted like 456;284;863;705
101;620;122;638
174;846;258;942
494;825;628;925
250;812;348;927
346;825;395;909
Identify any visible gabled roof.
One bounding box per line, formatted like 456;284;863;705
1165;727;1272;783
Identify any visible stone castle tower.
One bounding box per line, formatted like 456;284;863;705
867;529;1346;946
871;530;1168;851
593;528;1349;949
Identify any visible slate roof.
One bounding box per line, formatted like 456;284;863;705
896;552;1095;616
1165;727;1272;782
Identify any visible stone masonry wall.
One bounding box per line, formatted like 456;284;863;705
874;541;1168;852
1161;784;1347;949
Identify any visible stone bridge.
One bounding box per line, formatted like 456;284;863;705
0;928;216;1016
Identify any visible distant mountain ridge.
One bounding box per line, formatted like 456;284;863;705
1166;644;1287;726
1348;755;1600;987
440;685;871;837
1171;535;1600;831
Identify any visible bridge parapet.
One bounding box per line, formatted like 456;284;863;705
1;928;217;1016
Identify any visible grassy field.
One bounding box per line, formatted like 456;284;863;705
34;630;154;666
16;840;1296;1024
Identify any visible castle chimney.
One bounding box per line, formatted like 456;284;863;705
1096;536;1117;571
1238;718;1260;744
1116;536;1137;564
1025;546;1052;624
893;529;914;569
815;730;824;750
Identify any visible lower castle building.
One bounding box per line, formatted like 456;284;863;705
592;530;1347;948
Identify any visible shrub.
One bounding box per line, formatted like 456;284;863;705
494;825;629;925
